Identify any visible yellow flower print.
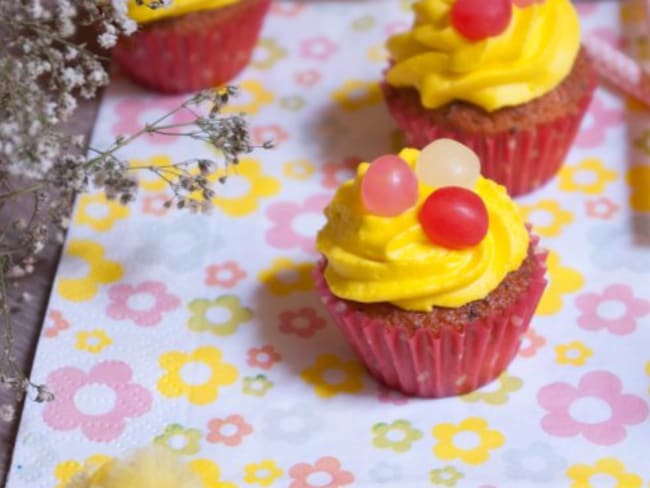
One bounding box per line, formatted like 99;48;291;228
367;45;388;63
222;80;274;115
258;258;314;295
372;419;422;452
461;374;523;405
130;155;181;192
74;192;130;232
332;80;382;111
54;454;112;488
627;166;650;212
567;457;642;488
300;354;364;398
188;459;238;488
555;341;593;366
519;200;574;238
252;38;287;70
75;329;112;354
283;160;315;181
558;158;617;195
243;460;283;486
57;240;123;302
197;158;281;217
432;417;505;465
646;361;650;395
537;251;584;316
158;346;238;405
154;423;202;455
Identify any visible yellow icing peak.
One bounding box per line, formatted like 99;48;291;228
315;148;530;312
386;0;581;112
128;0;240;23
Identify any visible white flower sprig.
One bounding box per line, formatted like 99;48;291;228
0;0;270;421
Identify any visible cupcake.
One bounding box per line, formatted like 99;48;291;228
315;140;547;397
113;0;271;93
382;0;596;196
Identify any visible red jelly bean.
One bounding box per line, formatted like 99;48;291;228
361;155;419;217
418;186;489;249
451;0;513;41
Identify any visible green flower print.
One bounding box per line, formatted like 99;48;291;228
461;373;523;406
243;374;273;397
372;419;422;453
153;424;201;455
252;38;287;70
351;15;375;30
279;95;306;112
430;466;464;486
187;294;252;336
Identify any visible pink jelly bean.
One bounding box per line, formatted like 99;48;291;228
361;155;419;217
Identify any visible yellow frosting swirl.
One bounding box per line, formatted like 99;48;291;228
128;0;240;23
316;148;530;311
386;0;580;112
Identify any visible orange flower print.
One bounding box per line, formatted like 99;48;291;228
519;329;546;358
142;194;171;216
205;261;247;289
252;125;289;146
585;197;620;219
247;345;282;370
207;414;253;447
289;457;354;488
44;310;70;338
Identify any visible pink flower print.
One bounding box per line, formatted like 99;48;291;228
385;21;410;36
289;456;354;488
518;328;546;358
112;95;194;145
576;3;598;15
279;307;326;338
321;157;361;189
205;261;247;288
252;124;289;146
247;345;282;370
270;3;304;16
266;194;330;253
106;281;181;327
207;414;253;447
537;370;648;445
300;37;337;61
44;310;70;338
575;97;623;148
585;197;619;219
575;284;649;335
43;361;152;442
295;69;322;87
142;194;170;216
377;386;409;406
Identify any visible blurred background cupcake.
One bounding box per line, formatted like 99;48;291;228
382;0;596;196
113;0;271;93
314;141;548;398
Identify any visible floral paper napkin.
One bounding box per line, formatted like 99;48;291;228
6;1;650;487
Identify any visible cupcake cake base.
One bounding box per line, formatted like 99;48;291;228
113;0;271;93
314;236;548;398
383;49;597;196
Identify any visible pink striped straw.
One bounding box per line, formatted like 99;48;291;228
583;35;650;107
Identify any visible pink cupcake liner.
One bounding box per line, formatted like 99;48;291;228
112;0;271;93
383;70;597;196
314;236;548;398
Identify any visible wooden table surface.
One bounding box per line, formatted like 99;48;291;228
0;96;102;486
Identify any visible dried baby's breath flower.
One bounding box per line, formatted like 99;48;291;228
0;0;270;421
